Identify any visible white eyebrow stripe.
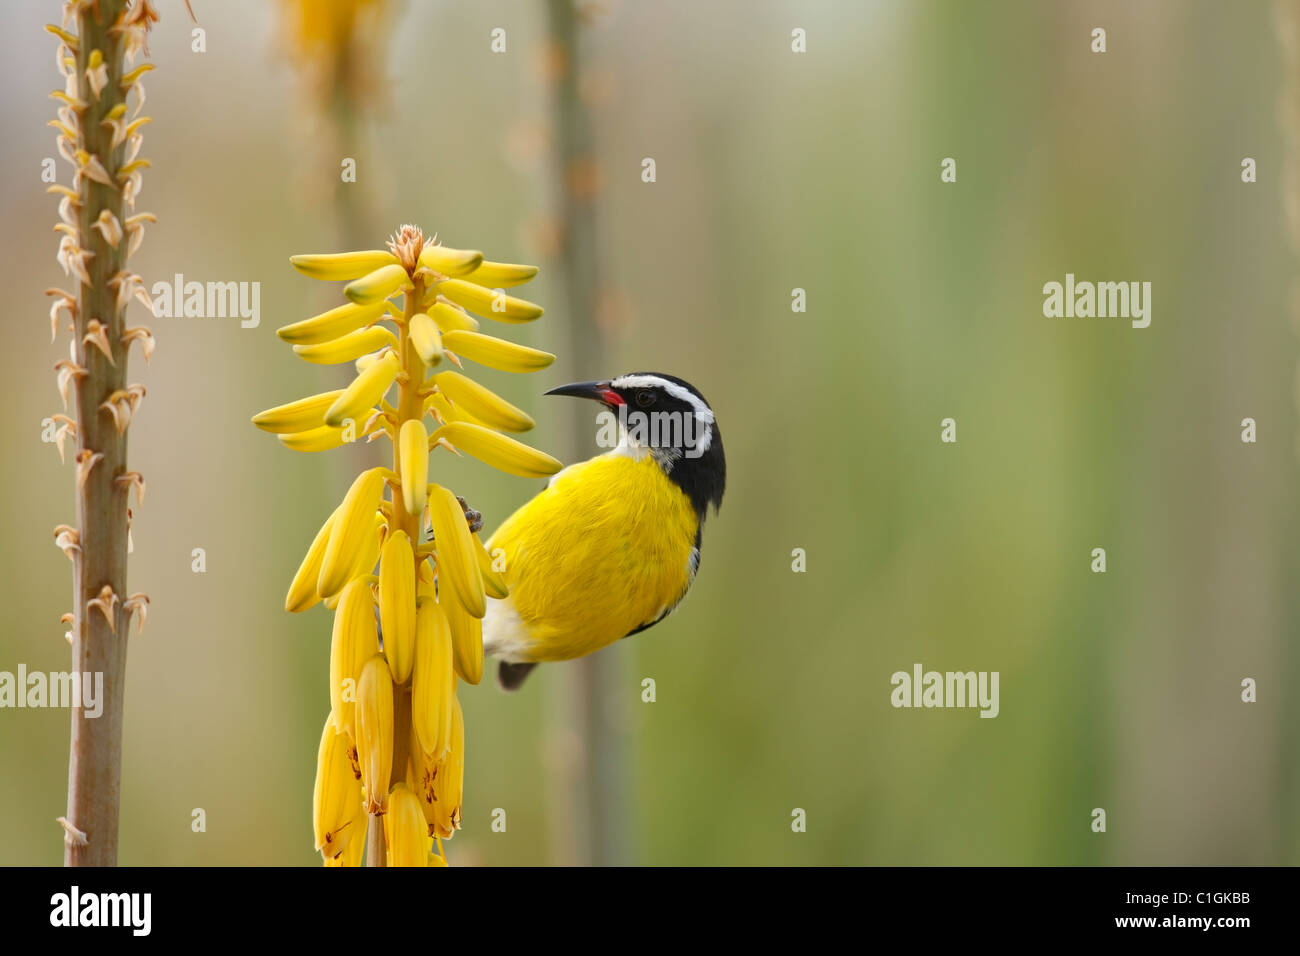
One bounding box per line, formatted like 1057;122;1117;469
611;374;715;424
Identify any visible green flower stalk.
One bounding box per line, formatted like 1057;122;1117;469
277;0;391;244
46;0;159;866
254;225;561;865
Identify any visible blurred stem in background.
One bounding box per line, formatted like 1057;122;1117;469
50;0;158;866
1276;2;1300;449
1272;0;1300;861
278;0;390;250
543;0;633;866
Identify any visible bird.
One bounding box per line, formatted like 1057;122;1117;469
481;372;725;691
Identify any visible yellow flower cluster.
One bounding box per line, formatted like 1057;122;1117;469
255;224;562;866
278;0;388;102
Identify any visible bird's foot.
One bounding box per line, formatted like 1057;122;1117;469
424;496;484;541
457;495;483;534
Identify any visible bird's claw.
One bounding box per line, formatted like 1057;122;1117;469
457;495;483;534
426;495;483;542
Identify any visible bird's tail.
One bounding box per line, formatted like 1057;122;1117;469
497;661;537;692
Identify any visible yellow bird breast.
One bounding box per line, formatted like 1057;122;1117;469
484;452;700;663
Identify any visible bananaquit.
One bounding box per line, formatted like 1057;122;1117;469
482;373;725;690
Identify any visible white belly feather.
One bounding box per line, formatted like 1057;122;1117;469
481;595;534;664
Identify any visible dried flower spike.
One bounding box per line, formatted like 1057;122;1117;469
49;0;158;867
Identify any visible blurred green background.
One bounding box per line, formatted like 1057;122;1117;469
1;0;1296;865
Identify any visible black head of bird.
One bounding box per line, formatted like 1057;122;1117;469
544;372;726;518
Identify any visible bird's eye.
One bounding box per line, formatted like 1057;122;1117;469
635;390;655;408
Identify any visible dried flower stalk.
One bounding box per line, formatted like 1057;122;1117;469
48;0;158;866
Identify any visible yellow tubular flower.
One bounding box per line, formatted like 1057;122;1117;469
278;424;353;453
427;300;480;333
356;655;394;814
292;325;398;364
398;420;428;516
417;244;483;277
286;507;337;613
440;330;554;373
431;370;535;432
430;421;564;479
432;698;465;839
426;392;488;429
332;799;369;868
252;390;345;434
347;589;381;728
277;300;388;345
379;531;416;684
471;531;509;600
330;578;377;733
324;512;384;611
427;483;486;619
409;740;440;834
434;278;544;323
260;226;559;865
444;588;484;685
464;260;539;289
290;250;400;280
120;62;155;87
408;312;443;366
412;597;453;756
318;467;386;597
384;784;430;866
314;713;362;860
345;263;409;305
325;349;399;427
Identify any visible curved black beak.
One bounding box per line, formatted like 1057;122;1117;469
544;380;622;405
